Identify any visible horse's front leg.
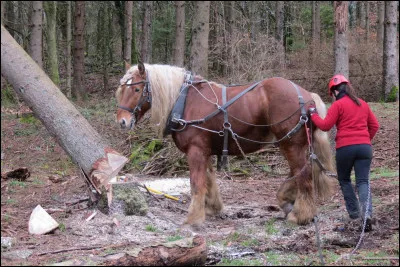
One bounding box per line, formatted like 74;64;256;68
184;146;208;226
277;144;315;225
205;159;223;216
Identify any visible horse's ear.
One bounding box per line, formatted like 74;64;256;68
124;60;131;71
138;61;145;77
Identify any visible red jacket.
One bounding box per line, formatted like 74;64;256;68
310;95;380;149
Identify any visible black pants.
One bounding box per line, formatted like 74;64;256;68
336;144;373;219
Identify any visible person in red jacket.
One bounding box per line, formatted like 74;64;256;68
309;74;380;232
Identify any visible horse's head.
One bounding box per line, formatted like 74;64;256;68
116;61;151;129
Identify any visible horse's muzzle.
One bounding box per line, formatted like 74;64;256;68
119;118;135;130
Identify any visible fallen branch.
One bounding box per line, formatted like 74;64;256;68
36;245;103;256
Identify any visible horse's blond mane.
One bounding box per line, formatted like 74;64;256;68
119;64;187;135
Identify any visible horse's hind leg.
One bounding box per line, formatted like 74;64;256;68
277;144;316;225
184;146;208;226
205;160;223;215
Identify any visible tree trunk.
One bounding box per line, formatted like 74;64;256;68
4;1;16;39
348;1;356;29
275;1;285;68
334;1;349;78
104;236;207;266
377;1;385;52
66;1;72;98
312;1;320;46
44;1;60;86
1;1;4;25
364;1;369;42
224;1;234;80
173;1;185;67
382;1;399;102
141;1;153;63
131;1;138;64
1;24;128;193
73;1;86;101
124;1;133;63
29;1;43;69
189;1;210;77
358;1;366;28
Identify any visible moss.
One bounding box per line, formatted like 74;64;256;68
386;86;399;102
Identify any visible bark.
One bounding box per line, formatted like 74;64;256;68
29;1;43;69
382;1;399;101
4;1;16;38
173;1;185;67
364;1;369;42
275;1;285;68
73;1;86;101
334;1;349;78
141;1;153;63
66;1;72;98
104;236;207;266
377;1;385;52
249;1;257;42
44;1;60;85
312;1;320;46
358;1;366;28
1;24;128;193
1;1;4;25
189;1;210;77
224;1;234;80
124;1;133;63
348;1;356;29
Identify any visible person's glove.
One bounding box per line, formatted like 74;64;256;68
308;104;318;116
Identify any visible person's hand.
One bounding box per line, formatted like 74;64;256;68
308;104;318;116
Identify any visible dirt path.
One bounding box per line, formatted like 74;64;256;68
1;101;398;266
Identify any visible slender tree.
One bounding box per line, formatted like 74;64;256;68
66;1;72;98
141;1;153;63
173;1;185;67
311;1;321;47
382;1;399;101
73;1;86;101
377;1;385;52
224;1;234;79
1;1;4;25
334;1;349;77
275;1;285;68
124;1;133;64
364;1;369;42
29;1;43;69
189;1;210;77
44;1;60;85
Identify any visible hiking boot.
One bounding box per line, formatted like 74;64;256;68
361;217;373;232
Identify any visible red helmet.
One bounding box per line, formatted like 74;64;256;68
328;74;349;96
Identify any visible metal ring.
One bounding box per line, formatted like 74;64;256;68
223;122;231;129
218;131;224;137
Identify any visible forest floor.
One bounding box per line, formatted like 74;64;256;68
1;87;399;266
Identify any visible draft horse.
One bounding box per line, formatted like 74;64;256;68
116;62;335;226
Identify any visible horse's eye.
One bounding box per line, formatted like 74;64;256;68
135;88;140;92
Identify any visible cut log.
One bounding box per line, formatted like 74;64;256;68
0;25;128;192
104;236;207;266
34;236;207;266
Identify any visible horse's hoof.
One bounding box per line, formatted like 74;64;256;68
287;212;298;224
282;203;294;216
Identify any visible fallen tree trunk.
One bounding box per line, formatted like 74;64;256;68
0;25;127;192
104;236;207;266
32;236;207;266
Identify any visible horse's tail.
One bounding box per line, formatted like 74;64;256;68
310;93;336;199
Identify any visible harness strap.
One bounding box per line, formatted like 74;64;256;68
221;86;229;170
202;81;262;123
290;81;307;119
